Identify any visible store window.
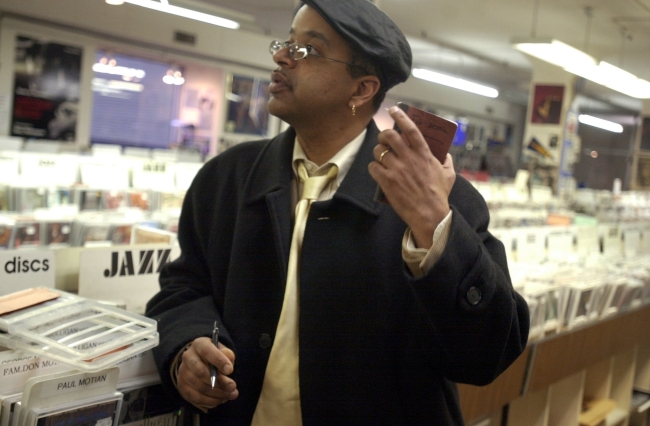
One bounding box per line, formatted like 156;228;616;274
90;51;181;149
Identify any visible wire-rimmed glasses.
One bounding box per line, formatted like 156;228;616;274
269;40;368;74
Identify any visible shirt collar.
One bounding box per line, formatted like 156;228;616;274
291;129;367;187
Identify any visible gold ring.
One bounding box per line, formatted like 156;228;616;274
379;149;391;164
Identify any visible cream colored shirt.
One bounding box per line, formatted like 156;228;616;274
292;130;453;277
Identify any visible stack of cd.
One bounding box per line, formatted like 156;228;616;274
0;288;158;372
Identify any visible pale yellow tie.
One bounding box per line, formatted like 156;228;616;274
252;161;338;426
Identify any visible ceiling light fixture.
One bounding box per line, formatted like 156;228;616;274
120;0;240;30
578;114;624;133
105;0;125;4
512;38;650;99
412;68;499;98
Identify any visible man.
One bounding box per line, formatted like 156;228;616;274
146;1;529;425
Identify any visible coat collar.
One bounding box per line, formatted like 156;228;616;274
244;121;383;216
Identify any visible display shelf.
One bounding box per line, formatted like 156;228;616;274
459;304;650;425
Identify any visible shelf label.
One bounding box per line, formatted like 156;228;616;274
78;244;180;314
0;249;56;297
19;153;79;186
132;160;175;190
79;158;129;189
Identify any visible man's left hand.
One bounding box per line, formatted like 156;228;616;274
368;105;456;249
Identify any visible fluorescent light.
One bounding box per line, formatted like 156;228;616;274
514;38;596;70
123;0;240;29
412;68;499;98
578;114;624;133
513;38;650;99
105;0;125;4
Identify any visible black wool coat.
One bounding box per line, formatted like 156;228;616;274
146;120;530;426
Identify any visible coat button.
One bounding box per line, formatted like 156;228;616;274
259;334;272;349
466;286;482;306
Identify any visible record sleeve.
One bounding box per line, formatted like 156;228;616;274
26;392;122;426
117;384;181;426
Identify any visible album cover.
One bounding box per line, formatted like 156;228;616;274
78;190;105;211
14;188;47;213
131;226;176;246
109;224;133;246
78;223;112;246
43;221;72;247
0;221;14;249
10;221;41;249
127;192;150;211
158;192;185;211
118;384;181;426
46;189;74;208
103;192;127;211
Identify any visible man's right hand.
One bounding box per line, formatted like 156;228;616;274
177;337;239;412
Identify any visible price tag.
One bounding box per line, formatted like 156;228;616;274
0;249;56;297
78;244;180;314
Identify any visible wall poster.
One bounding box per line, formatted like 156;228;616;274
531;84;564;125
11;35;82;141
224;74;271;136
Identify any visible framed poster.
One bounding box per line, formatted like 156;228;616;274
531;85;564;125
636;155;650;189
224;74;271;136
11;36;82;141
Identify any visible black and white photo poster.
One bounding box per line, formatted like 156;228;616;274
11;35;82;141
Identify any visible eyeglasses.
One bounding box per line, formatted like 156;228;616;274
269;40;368;74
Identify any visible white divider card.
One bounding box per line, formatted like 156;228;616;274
514;226;547;263
0;250;55;297
575;225;600;257
641;227;650;254
21;367;119;411
490;228;516;267
0;151;19;184
623;228;641;258
547;228;575;262
131;160;175;191
78;244;181;314
114;350;160;390
18;153;79;187
600;224;622;258
0;350;72;395
79;157;130;189
174;162;203;191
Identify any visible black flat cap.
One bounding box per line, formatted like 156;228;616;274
300;0;412;91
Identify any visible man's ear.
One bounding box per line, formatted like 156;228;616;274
349;75;381;109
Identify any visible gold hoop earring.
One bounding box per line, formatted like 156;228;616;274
351;104;356;116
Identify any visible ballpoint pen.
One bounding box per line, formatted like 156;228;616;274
210;320;219;389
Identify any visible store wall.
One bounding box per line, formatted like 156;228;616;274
0;0;525;158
